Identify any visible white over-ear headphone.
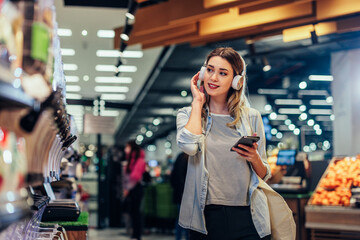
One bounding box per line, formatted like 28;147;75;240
198;54;246;90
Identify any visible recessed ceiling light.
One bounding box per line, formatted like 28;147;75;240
95;65;137;72
288;124;295;130
307;119;315;126
313;124;320;130
100;94;126;101
66;85;81;92
299;81;307;89
278;108;302;114
285;119;292;125
299;113;308;121
146;131;153;138
66;93;82;99
293;128;300;135
60;48;75;56
81;30;88;36
257;89;288;95
63;64;78;71
269;112;277;120
299;105;306;111
275;99;302;105
65;76;79;82
308;75;333;81
97;30;115;38
276;132;283;139
95;86;129;93
271;128;278;135
57;28;72;37
181;91;188;97
264;104;272;111
153;118;161;126
95;76;132;84
100;110;120;117
120;33;130;41
83;75;89;81
96;50;143;58
309;109;333;115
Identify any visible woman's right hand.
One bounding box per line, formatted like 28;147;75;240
190;72;206;107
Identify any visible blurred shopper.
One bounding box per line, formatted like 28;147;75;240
123;140;146;240
176;47;284;239
170;152;189;240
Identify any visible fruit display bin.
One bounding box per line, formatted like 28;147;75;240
305;156;360;239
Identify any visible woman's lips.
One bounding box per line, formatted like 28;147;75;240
208;83;219;89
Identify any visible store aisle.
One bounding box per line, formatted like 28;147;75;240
89;228;174;240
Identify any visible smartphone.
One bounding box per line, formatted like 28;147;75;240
230;136;260;152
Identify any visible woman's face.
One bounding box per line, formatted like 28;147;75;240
204;56;234;98
124;144;131;155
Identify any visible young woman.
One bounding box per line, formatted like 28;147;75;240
176;47;272;240
123;140;146;240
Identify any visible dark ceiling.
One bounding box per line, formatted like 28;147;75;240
114;30;360;148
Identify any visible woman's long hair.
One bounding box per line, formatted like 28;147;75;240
201;47;250;127
126;140;141;174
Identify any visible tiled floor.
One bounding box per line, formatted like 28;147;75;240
88;228;176;240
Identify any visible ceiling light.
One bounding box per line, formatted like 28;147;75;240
274;114;288;120
284;119;292;125
309;75;333;81
326;96;333;104
276;132;283;139
299;105;306;111
257;89;288;95
100;110;120;117
303;146;310;152
278;108;302;114
271;128;278;135
299;113;308;121
315;116;332;121
95;76;132;84
126;12;135;20
165;141;171;148
66;93;82;99
298;90;328;96
307;119;315;126
140;127;147;134
146;131;153;138
165;149;172;155
299;81;307;89
181;91;188;97
153;118;160;126
316;129;322;135
275;99;302;105
288;124;295;130
95;86;129;93
293;128;300;135
95;64;137;72
136;135;144;142
85;150;93;157
65;76;79;82
323;140;330;148
63;64;78;71
330;114;335;121
269;112;277;120
120;33;130;41
313;124;320;130
57;28;72;36
96;50;143;58
262;57;271;72
81;30;88;36
310;142;317;151
60;48;75;56
309;109;332;115
147;145;156;151
97;30;115;38
264;104;272;111
100;94;126;101
83;75;89;81
66;85;81;92
309;100;332;105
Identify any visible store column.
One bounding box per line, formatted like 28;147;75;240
331;49;360;156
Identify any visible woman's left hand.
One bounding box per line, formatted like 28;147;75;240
232;143;261;164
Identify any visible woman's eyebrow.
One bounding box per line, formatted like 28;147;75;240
207;64;229;72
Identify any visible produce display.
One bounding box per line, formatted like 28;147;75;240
310;156;360;206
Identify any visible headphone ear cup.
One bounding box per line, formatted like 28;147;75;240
232;75;242;90
199;66;206;81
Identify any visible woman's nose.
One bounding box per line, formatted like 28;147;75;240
209;72;218;81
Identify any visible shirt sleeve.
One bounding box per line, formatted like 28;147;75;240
252;110;272;181
176;107;203;156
